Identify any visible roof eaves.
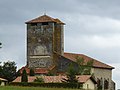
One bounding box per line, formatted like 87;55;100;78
90;77;97;84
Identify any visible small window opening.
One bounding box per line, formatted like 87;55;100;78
87;84;89;89
42;22;48;25
31;23;37;26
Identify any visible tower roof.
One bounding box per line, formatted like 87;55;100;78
26;14;65;24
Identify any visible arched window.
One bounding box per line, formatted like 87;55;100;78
104;79;109;89
97;78;102;89
97;78;100;87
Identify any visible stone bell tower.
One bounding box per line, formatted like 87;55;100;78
25;14;65;68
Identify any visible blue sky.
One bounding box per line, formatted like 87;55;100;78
0;0;120;89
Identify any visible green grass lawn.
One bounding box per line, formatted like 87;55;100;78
0;86;81;90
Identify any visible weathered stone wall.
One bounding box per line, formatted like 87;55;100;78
91;68;112;90
27;23;53;56
83;79;96;90
27;22;64;68
27;22;54;68
54;24;64;55
60;25;64;55
28;56;53;68
57;57;114;90
57;56;78;72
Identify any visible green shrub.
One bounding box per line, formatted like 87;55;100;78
9;82;82;89
0;80;1;85
34;77;44;83
21;69;28;82
29;69;35;76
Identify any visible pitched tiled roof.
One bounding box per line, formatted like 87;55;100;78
26;14;64;24
19;66;30;74
77;75;91;83
19;65;56;75
0;78;8;81
19;67;48;74
77;75;97;84
42;76;65;83
54;18;65;24
13;76;36;82
34;68;48;74
13;75;96;84
64;52;114;69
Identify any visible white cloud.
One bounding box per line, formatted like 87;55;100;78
0;0;120;89
85;35;120;48
64;14;120;36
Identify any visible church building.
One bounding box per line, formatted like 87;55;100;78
18;14;115;90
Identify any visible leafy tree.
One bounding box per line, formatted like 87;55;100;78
62;56;93;84
76;57;85;75
29;68;35;76
0;42;2;48
2;61;17;82
0;62;2;76
21;69;28;82
76;56;93;75
47;70;55;76
62;63;78;83
34;77;44;83
84;59;93;75
0;80;1;85
16;70;21;76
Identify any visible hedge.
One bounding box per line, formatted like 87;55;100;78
9;82;82;89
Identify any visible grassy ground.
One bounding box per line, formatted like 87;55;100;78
0;86;81;90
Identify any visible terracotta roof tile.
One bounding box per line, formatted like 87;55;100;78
34;68;48;74
13;76;36;82
42;75;95;83
77;75;91;83
26;15;64;24
43;76;65;83
64;52;114;69
13;75;96;84
12;76;21;82
54;18;65;24
19;66;30;74
19;67;49;74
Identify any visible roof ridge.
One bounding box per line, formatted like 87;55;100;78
25;14;64;24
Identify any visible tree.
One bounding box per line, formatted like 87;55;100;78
47;69;55;76
0;62;2;76
62;63;78;83
0;42;2;48
2;61;17;82
34;77;44;83
16;70;21;76
62;56;93;83
29;68;35;76
76;56;93;75
21;69;28;82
